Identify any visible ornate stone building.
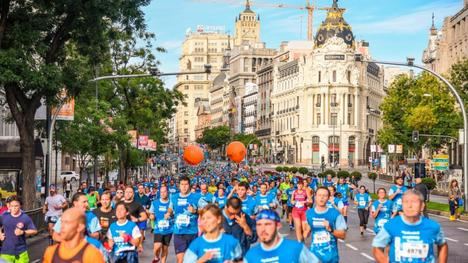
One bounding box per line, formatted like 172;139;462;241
422;1;468;74
271;1;385;166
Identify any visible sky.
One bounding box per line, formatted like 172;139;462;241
143;0;463;88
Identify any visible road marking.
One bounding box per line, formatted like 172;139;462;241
346;243;359;251
338;239;345;243
458;227;468;232
361;252;374;261
31;260;40;263
464;243;468;246
445;237;458;242
429;213;468;223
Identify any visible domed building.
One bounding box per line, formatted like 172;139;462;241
271;0;385;167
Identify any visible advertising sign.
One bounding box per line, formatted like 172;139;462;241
432;154;449;171
396;145;403;154
388;144;395;153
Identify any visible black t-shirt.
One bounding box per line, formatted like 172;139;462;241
125;200;146;218
93;208;116;235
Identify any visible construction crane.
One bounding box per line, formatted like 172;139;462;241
192;0;329;41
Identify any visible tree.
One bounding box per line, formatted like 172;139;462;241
378;72;462;157
350;171;362;182
197;126;231;150
323;169;336;178
275;166;283;172
290;167;298;174
298;167;309;176
448;59;468;112
368;172;378;193
337;170;350;179
232;133;261;148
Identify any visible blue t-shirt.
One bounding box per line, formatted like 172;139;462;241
168;185;178;196
355;193;372;209
244;237;316;263
53;210;101;236
198;192;214;209
322;179;334;187
149;198;173;235
309;178;318;191
240;196;256;216
254;194;276;213
183;233;242;263
214;194;227;209
371;199;393;234
306;207;347;263
0;212;36;255
336;184;350;203
326;197;344;210
169;192;200;234
372;216;446;263
286;187;296;207
388;185;408;212
107;220;141;255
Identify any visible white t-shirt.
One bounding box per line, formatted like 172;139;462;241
45;194;66;217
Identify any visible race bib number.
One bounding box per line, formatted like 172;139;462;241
158;206;167;212
157;220;170;229
377;219;388;227
401;242;429;258
295;202;304;208
359;201;366;206
176;215;190;226
313;231;331;244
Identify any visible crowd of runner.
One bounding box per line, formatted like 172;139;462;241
0;162;449;262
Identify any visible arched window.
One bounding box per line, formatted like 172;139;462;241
312;136;320;164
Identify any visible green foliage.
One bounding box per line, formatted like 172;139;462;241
232;133;261;148
317;173;326;178
282;167;290;172
350;171;362;181
275;166;283;172
298;167;309;175
422;177;437;190
337;170;350;179
368;172;378;181
378;72;462;153
290;167;298;173
197;126;231;150
448;59;468;113
323;169;336;177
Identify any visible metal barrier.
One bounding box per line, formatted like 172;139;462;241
25;208;46;232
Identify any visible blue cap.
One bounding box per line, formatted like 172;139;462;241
255;209;281;223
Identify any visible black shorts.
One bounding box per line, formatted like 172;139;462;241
287;206;293;214
281;200;288;205
173;234;197;254
154;233;173;246
46;216;59;224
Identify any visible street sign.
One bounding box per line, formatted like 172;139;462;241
432;154;449;171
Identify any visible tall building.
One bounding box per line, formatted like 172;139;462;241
242;83;258;134
194;98;211;140
271;1;385;166
422;1;468;73
174;28;229;146
255;61;274;161
228;1;276;133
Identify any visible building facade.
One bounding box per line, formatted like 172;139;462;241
422;0;468;74
174;29;230;146
271;1;385;167
194;98;211;140
242;83;258;134
255;62;273;160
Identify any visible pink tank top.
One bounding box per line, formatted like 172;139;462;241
293;190;308;210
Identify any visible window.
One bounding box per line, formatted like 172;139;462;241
331;113;337;125
318;71;321;83
348;94;353;107
347;70;351;83
195;57;204;62
195;85;203;90
316;94;321;107
184;120;188;125
348;112;352;125
184;138;188;143
184;85;189;90
333;70;337;82
184;128;188;133
184;111;189;116
316;113;321;125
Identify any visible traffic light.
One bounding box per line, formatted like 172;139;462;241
412;130;419;143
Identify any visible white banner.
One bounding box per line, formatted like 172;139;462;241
388;144;395;153
370;144;377;153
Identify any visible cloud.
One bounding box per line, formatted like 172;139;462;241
351;1;460;35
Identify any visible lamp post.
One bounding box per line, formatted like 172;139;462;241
355;55;468;212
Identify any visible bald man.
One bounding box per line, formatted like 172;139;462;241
42;208;105;263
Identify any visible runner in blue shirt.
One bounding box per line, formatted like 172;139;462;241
244;209;315;263
306;187;347;263
286;186;296;230
326;186;344;214
213;187;227;209
149;185;173;263
254;182;278;214
167;176;200;263
336;177;350;223
229;182;256;218
107;202;141;262
183;204;242;263
388;176;408;215
354;185;372;235
371;188;393;234
322;174;334;187
198;183;214;209
372;190;448;263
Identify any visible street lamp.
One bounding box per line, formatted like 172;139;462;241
355;54;468;212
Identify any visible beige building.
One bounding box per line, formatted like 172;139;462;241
234;0;261;47
423;0;468;73
194;98;211;140
209;72;229;127
174;28;229;146
271;1;385;166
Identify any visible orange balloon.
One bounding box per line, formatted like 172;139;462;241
226;141;247;163
183;145;204;165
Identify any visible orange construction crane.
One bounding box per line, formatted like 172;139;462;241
192;0;329;41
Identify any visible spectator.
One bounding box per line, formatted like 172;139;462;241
222;197;256;256
0;196;37;262
42;207;105;263
449;179;462;220
414;178;429;217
